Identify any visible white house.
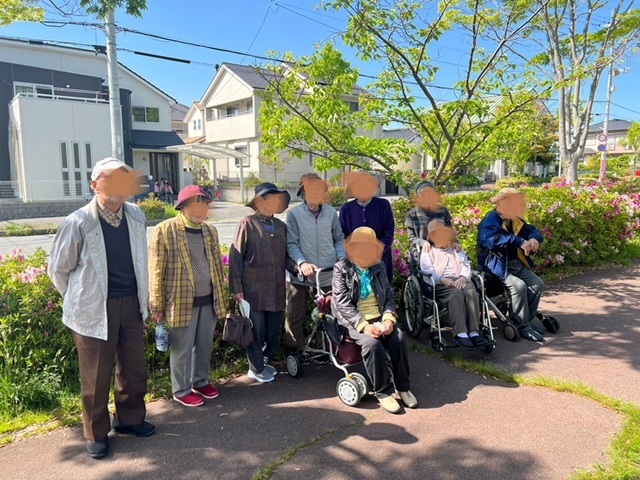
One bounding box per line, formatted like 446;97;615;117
0;36;184;203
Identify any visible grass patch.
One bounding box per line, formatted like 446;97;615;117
410;343;640;480
0;224;58;237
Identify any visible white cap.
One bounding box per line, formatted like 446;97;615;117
91;157;132;181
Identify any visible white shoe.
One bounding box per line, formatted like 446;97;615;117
263;364;278;377
398;390;418;408
248;369;275;383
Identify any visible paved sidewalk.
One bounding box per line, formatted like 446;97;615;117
0;265;638;479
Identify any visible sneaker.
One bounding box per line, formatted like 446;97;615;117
173;392;205;407
379;395;402;414
192;384;220;399
247;369;275;383
398;390;418;409
519;327;545;342
86;437;109;459
263;364;278;377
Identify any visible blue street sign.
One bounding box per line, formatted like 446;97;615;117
597;144;607;152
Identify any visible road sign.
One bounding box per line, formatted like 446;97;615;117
597;144;607;152
597;134;607;142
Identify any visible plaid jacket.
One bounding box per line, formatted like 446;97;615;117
149;215;227;328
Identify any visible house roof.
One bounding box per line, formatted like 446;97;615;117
130;130;184;150
588;119;631;133
0;36;178;103
170;103;189;122
382;128;423;143
222;63;279;90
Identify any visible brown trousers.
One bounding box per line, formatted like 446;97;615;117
73;295;148;441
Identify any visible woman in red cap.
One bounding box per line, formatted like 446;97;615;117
149;185;228;407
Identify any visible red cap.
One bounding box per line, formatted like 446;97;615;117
175;185;212;210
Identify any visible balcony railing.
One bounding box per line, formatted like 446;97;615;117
12;87;109;104
207;109;254;121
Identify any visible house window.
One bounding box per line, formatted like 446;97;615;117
234;146;250;167
85;143;93;188
348;101;359;113
72;142;82;196
133;106;160;123
13;82;54;98
226;106;240;117
193;120;197;130
206;107;214;121
246;100;253;113
197;119;202;130
60;142;70;197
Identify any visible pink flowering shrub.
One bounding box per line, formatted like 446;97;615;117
391;178;640;288
0;248;74;415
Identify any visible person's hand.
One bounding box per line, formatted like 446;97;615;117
453;242;462;252
520;240;532;256
421;242;432;253
441;278;455;288
382;319;395;335
364;324;382;338
300;262;318;277
151;311;164;323
233;293;244;303
453;277;467;289
528;238;540;253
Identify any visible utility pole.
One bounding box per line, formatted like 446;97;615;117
106;10;123;160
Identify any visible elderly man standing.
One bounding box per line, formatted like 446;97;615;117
149;185;228;407
48;157;154;460
286;173;345;358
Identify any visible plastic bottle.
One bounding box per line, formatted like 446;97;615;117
155;323;170;352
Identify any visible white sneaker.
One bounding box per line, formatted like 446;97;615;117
263;364;278;377
247;369;275;383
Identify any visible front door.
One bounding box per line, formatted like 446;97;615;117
150;152;179;192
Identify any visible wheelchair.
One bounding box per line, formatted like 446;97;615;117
479;270;560;341
402;245;497;353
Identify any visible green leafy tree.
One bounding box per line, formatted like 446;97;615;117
530;0;640;182
259;43;417;192
478;96;558;175
621;120;640;174
322;0;550;185
79;0;146;17
0;0;44;25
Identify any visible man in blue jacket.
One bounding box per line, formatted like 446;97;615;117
477;188;545;342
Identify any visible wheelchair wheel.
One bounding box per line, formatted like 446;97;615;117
403;276;424;338
431;339;446;353
350;372;369;398
286;354;301;378
503;324;520;342
537;313;560;333
336;377;362;407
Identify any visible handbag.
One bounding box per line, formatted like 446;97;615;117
222;303;253;349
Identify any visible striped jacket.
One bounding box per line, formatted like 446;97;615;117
149;214;227;328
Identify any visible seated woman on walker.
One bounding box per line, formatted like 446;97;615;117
419;219;490;350
331;227;417;414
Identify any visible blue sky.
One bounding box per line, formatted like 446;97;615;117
2;0;639;126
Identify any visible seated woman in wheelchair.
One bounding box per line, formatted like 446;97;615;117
332;227;417;414
419;220;490;350
477;188;545;342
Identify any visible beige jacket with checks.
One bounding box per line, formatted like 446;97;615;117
149;215;228;328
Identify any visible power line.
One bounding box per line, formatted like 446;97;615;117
239;4;272;65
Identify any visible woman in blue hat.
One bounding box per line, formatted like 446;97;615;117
230;183;294;383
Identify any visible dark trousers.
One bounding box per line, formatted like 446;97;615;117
285;283;310;349
504;260;545;328
247;310;284;373
73;295;148;442
347;325;411;398
435;283;481;336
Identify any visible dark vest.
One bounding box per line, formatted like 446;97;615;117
99;216;138;298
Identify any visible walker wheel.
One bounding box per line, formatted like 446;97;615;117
503;324;520;342
403;276;424;338
431;339;446;353
286;354;301;378
336;378;362;407
484;343;496;354
350;372;369;398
